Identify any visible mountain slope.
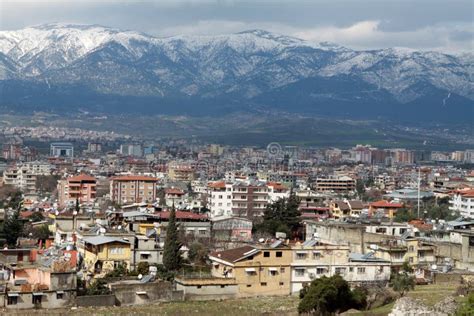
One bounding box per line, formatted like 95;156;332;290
0;23;472;122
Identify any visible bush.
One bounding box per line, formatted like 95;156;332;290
137;262;150;275
85;279;111;296
298;275;367;314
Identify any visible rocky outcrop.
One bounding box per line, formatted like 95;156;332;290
389;296;458;316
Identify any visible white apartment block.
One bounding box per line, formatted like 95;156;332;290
2;162;53;193
207;180;290;219
449;189;474;219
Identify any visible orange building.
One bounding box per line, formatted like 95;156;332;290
57;174;97;207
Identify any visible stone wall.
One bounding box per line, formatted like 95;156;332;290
76;294;116;307
109;280;183;306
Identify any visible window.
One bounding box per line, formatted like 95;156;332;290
335;267;346;275
357;267;366;274
109;247;125;255
197;285;202;289
246;284;252;288
7;296;18;305
280;267;285;273
313;252;321;260
56;292;64;300
316;268;326;275
349;267;354;272
263;251;270;257
409;257;414;263
269;270;277;276
32;295;42;305
261;282;267;286
279;282;284;286
199;230;207;235
295;269;305;276
140;254;150;260
408;246;415;252
220;285;225;288
296;252;307;259
276;251;282;257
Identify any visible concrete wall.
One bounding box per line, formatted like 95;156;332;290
306;222;398;253
175;278;238;301
109;281;182;306
76;294;116;307
6;291;76;309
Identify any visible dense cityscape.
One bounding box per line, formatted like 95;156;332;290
0;0;473;315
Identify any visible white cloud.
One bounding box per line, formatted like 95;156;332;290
156;19;473;53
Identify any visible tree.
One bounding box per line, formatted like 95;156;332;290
188;242;208;265
85;279;111;296
390;272;415;297
255;193;301;237
163;206;182;271
3;210;24;246
28;211;45;223
298;275;367;315
136;262;150;275
23;224;51;241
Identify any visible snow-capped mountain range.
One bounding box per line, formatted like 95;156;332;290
0;23;472;121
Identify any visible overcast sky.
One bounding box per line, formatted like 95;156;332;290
1;0;472;52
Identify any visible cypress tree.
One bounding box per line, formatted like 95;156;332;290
163;205;182;271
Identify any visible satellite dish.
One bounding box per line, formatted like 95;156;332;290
118;225;122;230
431;264;438;270
258;238;265;243
55;210;59;216
137;274;143;280
99;227;106;234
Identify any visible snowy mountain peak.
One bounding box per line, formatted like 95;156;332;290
0;23;472;108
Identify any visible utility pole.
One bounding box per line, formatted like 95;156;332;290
417;167;421;218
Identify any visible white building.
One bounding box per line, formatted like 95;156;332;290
449;189;474;219
2;162;53;193
290;240;391;293
207;181;233;218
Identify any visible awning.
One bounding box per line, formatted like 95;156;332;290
296;251;308;254
32;292;44;296
312;251;321;253
56;291;65;294
245;268;256;272
140;251;151;255
7;293;19;297
136;291;147;295
268;267;278;271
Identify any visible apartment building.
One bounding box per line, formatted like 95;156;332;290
208;181;233;218
110;175;158;204
315;175;356;193
3;161;53;193
207;180;289;219
290;240;391;293
50;142;74;158
167;162;195;182
209;240;391;297
449;189;474;219
367;239;435;268
57;174;97;207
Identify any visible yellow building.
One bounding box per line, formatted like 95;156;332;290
81;236;131;277
368;239;435;268
209;243;292;297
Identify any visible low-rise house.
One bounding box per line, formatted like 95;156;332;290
369;200;404;218
209;242;292;297
79;235;131;276
211;216;252;242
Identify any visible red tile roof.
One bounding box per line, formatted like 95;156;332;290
210;245;257;263
165;188;185;195
68;174;96;182
112;175;158;181
370;200;404;208
209;181;226;189
267;182;288;190
157;210;208;221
